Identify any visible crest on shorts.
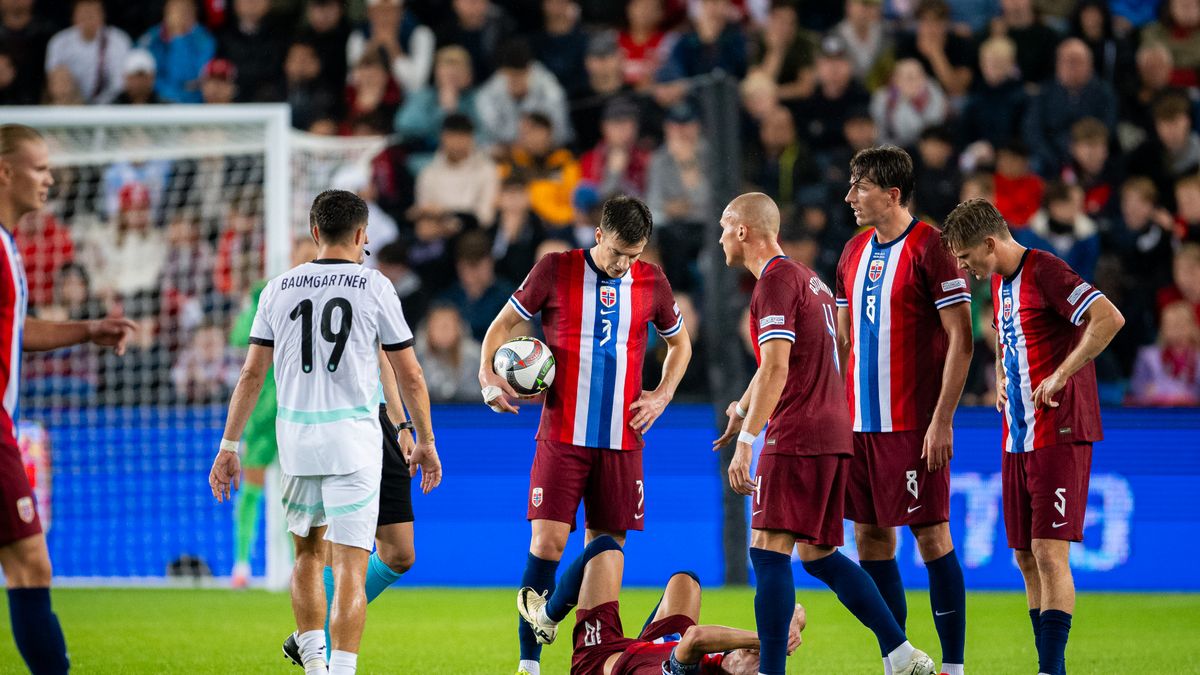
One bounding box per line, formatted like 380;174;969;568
868;258;885;283
599;285;617;308
531;487;543;508
16;497;34;524
1003;295;1013;321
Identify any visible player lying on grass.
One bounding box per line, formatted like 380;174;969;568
517;536;805;675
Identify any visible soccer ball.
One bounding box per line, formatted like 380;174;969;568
492;336;556;397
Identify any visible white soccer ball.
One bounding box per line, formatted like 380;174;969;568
492;336;556;397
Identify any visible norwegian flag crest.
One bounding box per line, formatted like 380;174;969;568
868;259;885;283
600;285;617;308
1003;295;1013;321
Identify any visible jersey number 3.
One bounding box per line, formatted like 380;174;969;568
289;297;354;373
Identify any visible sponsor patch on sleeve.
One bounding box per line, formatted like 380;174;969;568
941;278;968;292
759;315;786;329
1068;282;1091;306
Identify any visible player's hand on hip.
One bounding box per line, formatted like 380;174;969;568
87;317;139;356
1032;371;1065;410
728;442;756;495
922;418;953;471
479;369;520;414
786;603;806;654
712;401;742;450
409;440;442;494
628;389;669;435
208;450;241;503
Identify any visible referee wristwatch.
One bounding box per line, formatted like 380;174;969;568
397;420;414;432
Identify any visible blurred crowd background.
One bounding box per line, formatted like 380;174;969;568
2;0;1199;408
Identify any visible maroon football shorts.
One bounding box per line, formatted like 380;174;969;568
844;430;950;528
572;600;696;675
1003;442;1092;550
0;434;42;548
752;453;847;546
528;439;645;533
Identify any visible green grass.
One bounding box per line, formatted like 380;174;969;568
1;588;1198;673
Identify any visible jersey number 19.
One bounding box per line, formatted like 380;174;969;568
289;297;354;373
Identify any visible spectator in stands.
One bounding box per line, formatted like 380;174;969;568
0;49;28;105
348;0;435;96
578;97;651;199
831;0;888;86
789;33;870;155
171;321;241;403
647;102;711;291
342;50;403;135
160;209;215;324
959;35;1026;149
492;175;546;285
1177;175;1200;241
213;192;263;297
1023;38;1118;175
327;163;400;267
76;182;169;302
138;0;216;103
38;263;104;322
912;125;960;223
199;58;237;104
216;0;286;102
296;0;350;94
619;0;672;90
1062;116;1122;219
659;0;747;82
43;65;84;105
1018;180;1101;281
14;209;74;309
749;0;817;102
415;303;481;402
435;0;517;84
285;40;339;131
571;30;642;153
1121;42;1180;141
1142;0;1200;87
114;48;161;104
374;241;430;326
644;291;708;398
95;291;171;405
415;113;498;227
984;0;1060;85
896;0;974;99
476;39;572;149
437;229;515;341
1129;301;1200;406
871;58;948;148
1159;242;1200;327
497;112;580;227
1127;93;1200;211
993;140;1044;227
534;0;589;99
746;105;818;216
395;45;478;172
1109;177;1177;351
1070;0;1135;86
0;0;55;104
45;0;131;104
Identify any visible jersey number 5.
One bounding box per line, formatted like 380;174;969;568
289;297;354;373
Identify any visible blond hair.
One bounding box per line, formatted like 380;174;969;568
0;124;43;156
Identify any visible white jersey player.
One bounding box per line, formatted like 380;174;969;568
209;190;436;675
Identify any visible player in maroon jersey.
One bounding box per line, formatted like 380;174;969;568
713;192;934;675
941;198;1124;675
0;125;136;673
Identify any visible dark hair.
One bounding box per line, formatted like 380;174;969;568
1152;92;1191;122
454;229;493;264
309;189;368;243
919;124;954;145
523;111;553;130
1043;179;1074;206
442;112;475;134
915;0;950;20
941;198;1011;250
375;241;409;266
599;195;653;244
849;146;915;204
498;39;533;70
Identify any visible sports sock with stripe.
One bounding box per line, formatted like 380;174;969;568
750;547;793;675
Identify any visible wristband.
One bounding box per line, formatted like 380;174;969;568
219;439;239;454
737;431;757;446
397;421;414;432
734;402;747;418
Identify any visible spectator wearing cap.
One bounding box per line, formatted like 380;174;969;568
348;0;435;96
76;182;169;301
437;229;515;341
832;0;889;86
1142;0;1200;87
647;102;712;291
297;0;351;94
396;45;479;172
435;0;517;84
571;30;646;153
497;112;580;227
200;58;237;104
415;113;499;227
981;0;1061;86
658;0;748;82
959;36;1027;149
895;0;974;98
1127;93;1200;211
1023;38;1118;175
578;97;652;198
0;0;56;105
114;48;162;104
286;40;340;131
750;0;817;102
912;125;961;223
1017;180;1101;281
871;57;948;148
788;32;871;155
216;0;287;102
476;39;572;149
343;50;403;135
533;0;589;99
137;0;216;103
45;0;131;104
619;0;674;90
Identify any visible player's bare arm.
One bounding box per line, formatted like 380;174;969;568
379;349;418;462
23;316;137;355
629;326;692;434
713;390;753;450
730;340;790;496
923;302;973;471
210;344;273;502
674;604;806;664
478;302;524;413
1031;297;1125;410
836;307;852;378
386;346;441;494
995;331;1007;413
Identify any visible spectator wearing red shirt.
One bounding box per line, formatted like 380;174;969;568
1157;242;1200;326
14;210;74;308
213;193;263;297
619;0;673;89
993;141;1044;228
342;50;402;135
578;97;651;199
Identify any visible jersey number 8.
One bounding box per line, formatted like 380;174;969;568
289;297;354;373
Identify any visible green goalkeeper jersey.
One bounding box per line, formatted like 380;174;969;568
230;279;279;467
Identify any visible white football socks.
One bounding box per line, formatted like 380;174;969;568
883;656;894;674
886;641;917;672
536;605;557;627
329;650;357;675
943;664;964;675
297;630;326;674
518;659;541;675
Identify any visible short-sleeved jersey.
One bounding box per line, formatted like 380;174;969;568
836;219;971;433
250;259;413;476
749;256;851;457
0;227;28;442
992;249;1104;453
509;249;682;451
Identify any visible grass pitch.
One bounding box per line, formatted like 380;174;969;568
1;588;1197;673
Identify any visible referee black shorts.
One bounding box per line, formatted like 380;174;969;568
378;404;414;526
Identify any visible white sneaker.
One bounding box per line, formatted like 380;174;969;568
894;649;936;675
516;587;558;645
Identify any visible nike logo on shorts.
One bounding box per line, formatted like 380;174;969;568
634;512;644;520
1052;521;1068;528
907;505;923;513
752;510;764;516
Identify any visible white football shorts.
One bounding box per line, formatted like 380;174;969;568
280;463;382;550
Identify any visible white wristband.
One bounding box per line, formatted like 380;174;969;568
737;431;757;446
735;402;747;418
219;439;239;454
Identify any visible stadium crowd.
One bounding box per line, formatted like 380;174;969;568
3;0;1199;407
